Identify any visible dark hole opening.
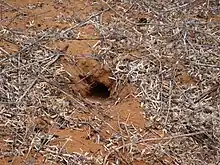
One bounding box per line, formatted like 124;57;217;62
89;82;110;99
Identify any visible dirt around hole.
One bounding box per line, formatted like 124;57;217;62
61;56;113;98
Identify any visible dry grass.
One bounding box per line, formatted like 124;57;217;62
94;0;220;164
1;0;220;164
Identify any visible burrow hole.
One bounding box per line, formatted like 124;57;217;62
89;82;110;99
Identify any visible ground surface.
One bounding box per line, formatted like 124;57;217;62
0;0;220;165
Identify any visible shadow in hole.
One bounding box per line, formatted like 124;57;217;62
89;82;110;99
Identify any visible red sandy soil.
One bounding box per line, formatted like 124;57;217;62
0;1;147;164
1;0;210;164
